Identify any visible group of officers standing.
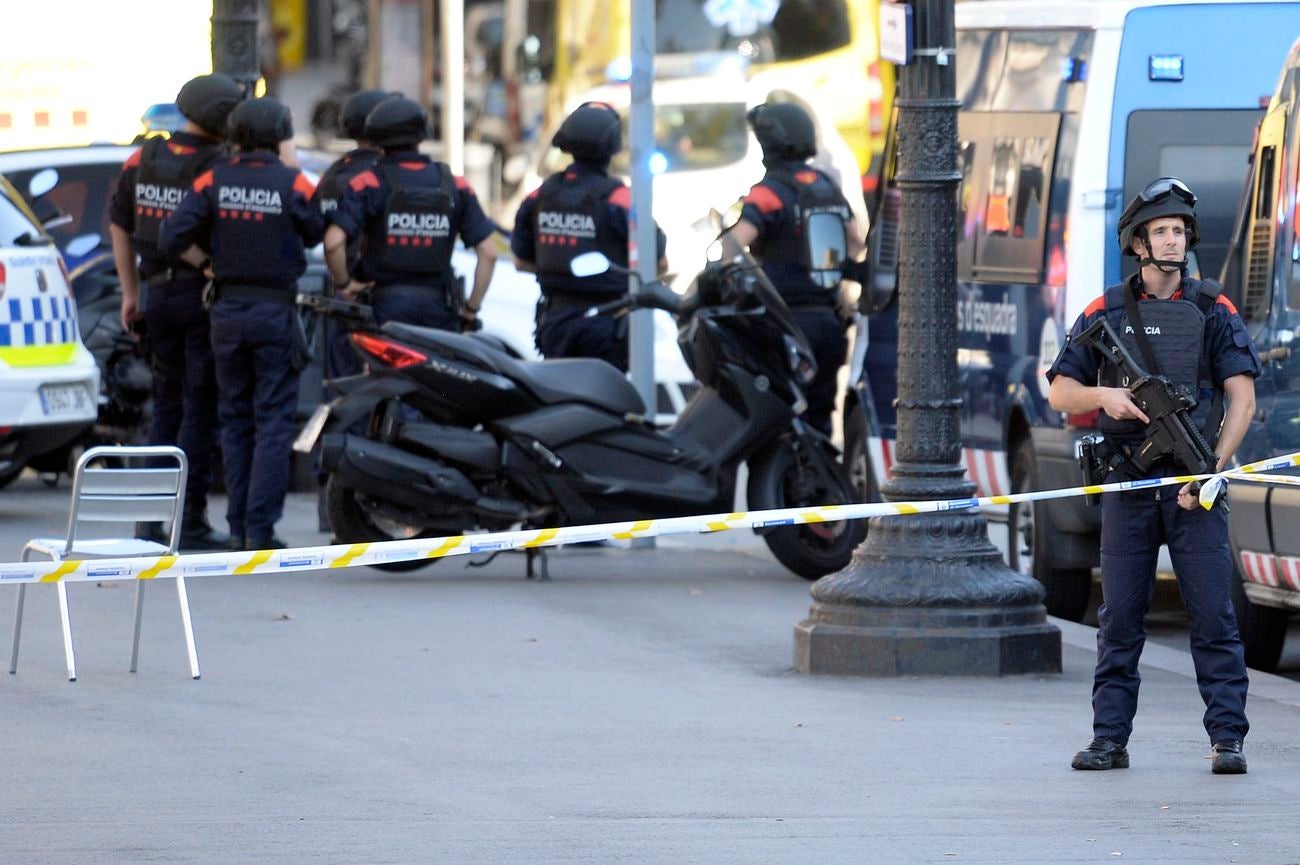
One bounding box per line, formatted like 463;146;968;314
112;73;866;552
108;69;1261;778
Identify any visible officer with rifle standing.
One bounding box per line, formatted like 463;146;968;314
1046;177;1260;775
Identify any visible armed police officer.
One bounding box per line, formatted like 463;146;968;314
511;101;667;371
312;89;396;378
1046;177;1260;775
110;73;244;551
324;97;497;332
162;98;325;551
720;101;865;435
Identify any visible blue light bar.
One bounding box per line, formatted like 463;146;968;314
605;57;633;83
1061;57;1086;83
1149;55;1184;82
648;151;668;175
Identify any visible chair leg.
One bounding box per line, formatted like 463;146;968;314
10;584;26;674
175;576;200;680
56;581;76;682
130;580;145;673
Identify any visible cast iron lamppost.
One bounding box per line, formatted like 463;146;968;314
211;0;262;88
794;0;1060;675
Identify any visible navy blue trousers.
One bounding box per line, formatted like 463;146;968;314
789;305;847;436
536;307;628;372
144;276;218;517
1094;481;1249;745
210;298;301;543
371;284;461;331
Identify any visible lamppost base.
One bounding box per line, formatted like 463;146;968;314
793;511;1062;676
794;602;1062;676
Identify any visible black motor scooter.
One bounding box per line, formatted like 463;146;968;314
296;246;864;580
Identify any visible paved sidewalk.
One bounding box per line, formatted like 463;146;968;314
3;482;1300;863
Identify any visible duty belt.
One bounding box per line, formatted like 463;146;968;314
214;283;297;304
145;267;205;286
544;292;619;311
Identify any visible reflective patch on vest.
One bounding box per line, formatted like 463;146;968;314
538;210;597;244
218;185;284;217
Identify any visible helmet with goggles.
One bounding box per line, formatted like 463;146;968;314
1117;176;1200;258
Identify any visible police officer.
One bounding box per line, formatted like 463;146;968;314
313;89;397;379
511;101;667;371
721;100;865;435
1046;177;1260;774
109;73;243;551
324;97;497;331
161;97;325;551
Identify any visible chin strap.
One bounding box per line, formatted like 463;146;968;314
1136;256;1187;275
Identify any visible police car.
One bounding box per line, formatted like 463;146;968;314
0;172;99;487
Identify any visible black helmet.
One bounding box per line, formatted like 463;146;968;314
747;102;817;162
364;97;429;149
175;73;244;136
341;89;398;140
552;102;622;164
1118;176;1200;257
228;97;294;151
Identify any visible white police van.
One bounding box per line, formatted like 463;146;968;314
0;172;99;487
848;0;1300;620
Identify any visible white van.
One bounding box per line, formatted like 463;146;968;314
0;173;99;487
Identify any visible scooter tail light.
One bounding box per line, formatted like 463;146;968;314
351;332;428;369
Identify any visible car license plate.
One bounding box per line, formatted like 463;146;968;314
39;384;92;418
292;403;332;454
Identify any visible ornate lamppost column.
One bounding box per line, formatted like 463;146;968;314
793;0;1060;675
211;0;262;88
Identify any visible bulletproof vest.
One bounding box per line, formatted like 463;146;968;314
369;161;456;276
1098;278;1223;445
209;161;300;287
133;136;223;248
750;166;851;288
316;148;378;215
533;170;625;295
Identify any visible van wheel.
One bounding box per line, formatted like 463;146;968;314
1009;440;1092;621
1230;570;1290;672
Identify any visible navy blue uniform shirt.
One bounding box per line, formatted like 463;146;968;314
1046;278;1261;388
511;162;666;296
161;151;324;289
108;130;226;276
327;151;494;286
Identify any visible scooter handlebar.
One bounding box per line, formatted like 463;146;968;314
583;281;681;319
296;292;374;323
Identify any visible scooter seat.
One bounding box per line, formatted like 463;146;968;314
382;323;647;416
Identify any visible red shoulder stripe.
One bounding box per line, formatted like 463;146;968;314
1215;294;1239;315
349;170;381;192
123;148;142;170
522;188;540;203
1082;295;1106;317
743;184;783;215
293;172;317;199
193;169;215;193
167;142;196;156
608;186;631;209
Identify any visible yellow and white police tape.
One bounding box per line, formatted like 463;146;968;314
2;450;1299;586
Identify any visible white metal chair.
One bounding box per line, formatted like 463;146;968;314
10;445;197;681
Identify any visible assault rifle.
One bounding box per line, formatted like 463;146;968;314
1073;317;1217;475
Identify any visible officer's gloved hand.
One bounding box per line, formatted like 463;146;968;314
460;309;483;332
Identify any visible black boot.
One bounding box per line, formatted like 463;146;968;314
180;512;231;551
1211;740;1247;774
1071;737;1129;770
135;521;169;544
246;534;288;551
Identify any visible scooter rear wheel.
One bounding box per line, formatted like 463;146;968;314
326;474;441;572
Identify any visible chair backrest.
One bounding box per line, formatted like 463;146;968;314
63;446;189;555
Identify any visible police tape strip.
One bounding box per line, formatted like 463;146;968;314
3;450;1300;587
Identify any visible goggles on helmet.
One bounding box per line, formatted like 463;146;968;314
1119;176;1196;226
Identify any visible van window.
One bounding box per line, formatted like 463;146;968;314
1289;130;1300;309
1124;109;1263;283
990;30;1092;113
956;30;1006;111
971;113;1059;280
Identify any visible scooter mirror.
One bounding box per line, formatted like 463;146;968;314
570;251;611;277
66;233;102;258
